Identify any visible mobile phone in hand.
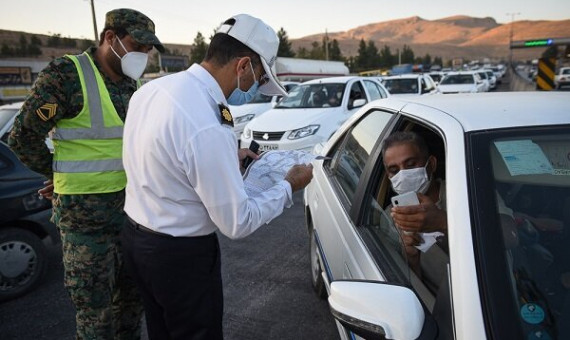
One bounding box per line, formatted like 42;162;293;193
391;191;420;207
243;140;260;168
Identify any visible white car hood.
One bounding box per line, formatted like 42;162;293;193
229;103;273;118
248;107;343;132
438;84;476;93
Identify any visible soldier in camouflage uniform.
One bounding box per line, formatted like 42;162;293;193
8;8;164;340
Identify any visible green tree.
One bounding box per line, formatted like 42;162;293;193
309;41;323;60
296;46;309;58
79;39;93;51
1;43;14;57
189;32;209;65
379;45;394;67
328;39;343;61
401;44;414;64
433;56;443;67
47;33;61;47
365;41;381;69
423;53;432;66
277;28;295;57
30;35;42;46
18;34;28;55
355;39;367;71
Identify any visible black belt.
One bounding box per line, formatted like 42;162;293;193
127;216;171;237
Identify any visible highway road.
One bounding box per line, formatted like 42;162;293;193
0;192;340;340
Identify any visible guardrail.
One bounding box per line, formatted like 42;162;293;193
510;65;535;91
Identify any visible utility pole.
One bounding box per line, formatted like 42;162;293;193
90;0;99;44
324;29;329;61
506;12;520;67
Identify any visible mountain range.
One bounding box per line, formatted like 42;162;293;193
292;15;570;61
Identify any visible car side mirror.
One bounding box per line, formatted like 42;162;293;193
328;281;436;340
349;98;367;110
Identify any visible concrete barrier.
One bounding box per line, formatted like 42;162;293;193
510;66;536;91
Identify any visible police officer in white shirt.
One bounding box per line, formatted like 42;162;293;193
120;13;313;340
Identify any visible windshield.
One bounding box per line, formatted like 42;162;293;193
275;83;345;109
440;74;474;85
430;74;442;82
382;78;419;94
470;126;570;339
248;92;273;104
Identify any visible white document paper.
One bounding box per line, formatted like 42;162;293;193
416;232;444;253
242;150;318;197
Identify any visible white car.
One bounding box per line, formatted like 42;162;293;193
381;74;438;96
437;71;486;94
475;70;491;92
481;69;497;89
241;76;389;152
0;101;53;151
554;67;570;89
304;92;570;339
230;81;299;143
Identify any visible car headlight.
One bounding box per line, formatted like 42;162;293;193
288;125;320;140
234;114;255;124
242;127;252;139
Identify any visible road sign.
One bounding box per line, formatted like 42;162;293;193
536;58;555;91
511;37;570;49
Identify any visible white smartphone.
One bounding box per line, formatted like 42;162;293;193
391;191;420;207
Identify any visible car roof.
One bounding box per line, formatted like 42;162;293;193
383;74;423;79
303;76;366;84
0;101;24;110
444;71;477;76
375;92;570;132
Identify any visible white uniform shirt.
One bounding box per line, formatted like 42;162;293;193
123;64;293;238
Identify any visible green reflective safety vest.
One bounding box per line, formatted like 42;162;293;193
51;52;126;194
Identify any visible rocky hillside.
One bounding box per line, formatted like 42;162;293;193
292;15;570;61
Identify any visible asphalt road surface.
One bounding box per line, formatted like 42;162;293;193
0;192;339;340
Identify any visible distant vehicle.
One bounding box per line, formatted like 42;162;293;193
475;70;491;92
230;82;299;143
275;57;349;82
0;141;59;302
437;71;486;94
0;101;53;152
390;64;414;75
554;67;570;89
482;69;497;89
489;66;503;83
381;74;437;96
240;76;389;152
305;92;570;340
428;71;444;85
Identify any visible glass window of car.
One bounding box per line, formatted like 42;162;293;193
440;74;475;85
275;83;346;109
0;107;19;141
325;109;393;208
382;78;419;94
248;92;273;104
470;127;570;339
362;80;384;101
357;122;453;337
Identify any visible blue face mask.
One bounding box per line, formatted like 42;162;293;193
227;62;259;106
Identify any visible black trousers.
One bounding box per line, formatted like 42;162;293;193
122;217;223;340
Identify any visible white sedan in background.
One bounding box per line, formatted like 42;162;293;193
304;92;570;339
381;74;438;96
241;76;389;152
437;71;486;94
230;81;299;144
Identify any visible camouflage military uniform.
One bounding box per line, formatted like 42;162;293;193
8;47;142;340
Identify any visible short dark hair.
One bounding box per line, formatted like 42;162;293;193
381;131;430;160
204;20;261;67
98;26;128;46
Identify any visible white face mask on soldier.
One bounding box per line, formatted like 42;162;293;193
389;160;432;195
111;37;148;80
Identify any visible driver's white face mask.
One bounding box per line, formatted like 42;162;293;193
389;160;432;195
110;37;148;80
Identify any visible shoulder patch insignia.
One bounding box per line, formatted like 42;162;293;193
218;103;234;127
35;103;58;122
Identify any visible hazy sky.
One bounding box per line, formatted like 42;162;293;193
1;0;569;44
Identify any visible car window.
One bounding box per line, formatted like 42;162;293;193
275;83;346;109
470;129;570;339
325;109;393;207
363;80;383;101
440;74;475;85
248;92;273;104
348;81;366;108
358;121;453;337
382;78;419;94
